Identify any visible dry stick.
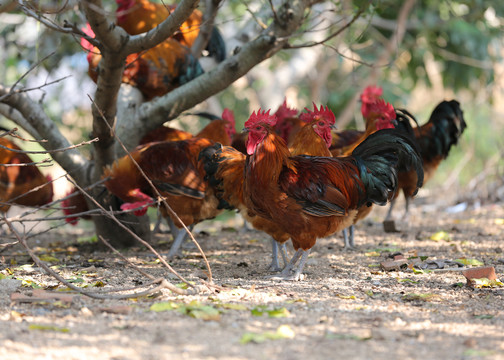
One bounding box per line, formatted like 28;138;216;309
87;95;213;282
67;177;206;293
0;136;99;154
3;215;199;299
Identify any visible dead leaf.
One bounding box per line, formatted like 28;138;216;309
240;325;295;344
28;324;70;333
430;231;451;242
380;259;408;271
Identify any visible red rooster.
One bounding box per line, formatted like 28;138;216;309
0;136;53;214
103;113;235;258
116;0;226;62
201;104;336;271
386;100;466;220
81;24;203;100
241;109;422;280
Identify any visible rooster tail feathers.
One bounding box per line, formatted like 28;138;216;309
207;27;226;62
352;129;424;205
420;100;466;161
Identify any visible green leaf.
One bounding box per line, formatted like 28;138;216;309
430;231;451;242
178;301;221;321
77;235;98;244
65;277;84;283
455;258;484;266
240;325;295;344
402;293;437;302
473;314;494;319
20;279;43;289
336;294;356;300
38;255;60;263
216;303;248;311
470;278;504;288
28;324;70;333
250;306;290;318
150;302;178;312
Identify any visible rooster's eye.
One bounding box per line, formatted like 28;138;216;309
256;126;261;130
318;121;324;127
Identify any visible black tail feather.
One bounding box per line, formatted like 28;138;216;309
352;129;424;206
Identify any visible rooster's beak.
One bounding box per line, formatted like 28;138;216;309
242;127;250;133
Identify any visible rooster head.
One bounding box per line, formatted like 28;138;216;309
371;99;397;130
299;103;335;148
274;98;298;123
361;86;384;119
244;109;277;155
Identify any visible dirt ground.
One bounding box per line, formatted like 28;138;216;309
1;199;504;360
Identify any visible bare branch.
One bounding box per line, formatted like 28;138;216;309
284;3;369;49
18;0;74;34
0;137;98;155
0;104;41;139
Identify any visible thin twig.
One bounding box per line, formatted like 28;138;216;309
87;94;214;283
0;137;98;154
284;3;369;49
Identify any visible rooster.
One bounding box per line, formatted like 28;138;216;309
201;104;336;271
0;136;53;214
242;109;422;280
103;113;235;258
116;0;226;62
385;100;466;220
81;24;203;100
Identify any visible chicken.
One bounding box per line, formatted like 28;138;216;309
62;187;91;225
116;0;226;62
103;113;235;258
0;136;53;214
241;109;423;280
201;104;336;271
81;24;203;100
386;100;466;220
139;109;235;233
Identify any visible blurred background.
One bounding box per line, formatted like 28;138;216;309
0;0;502;216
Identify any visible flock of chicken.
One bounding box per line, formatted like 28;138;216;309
0;0;467;281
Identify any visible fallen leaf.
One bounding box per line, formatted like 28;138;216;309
28;324;70;333
402;293;437;302
150;302;178;312
251;306;290;318
430;231;451;242
336;294;356;300
470;278;504;288
77;235;98;244
178;301;221;321
455;258;484;266
38;254;60;263
473;314;494;319
240;325;295;344
398;278;420;284
381;259;408;271
216;303;248;311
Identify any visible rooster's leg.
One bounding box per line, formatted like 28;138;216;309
167;224;194;259
166;217;179;239
385;198;396;221
272;248;310;281
403;196;410;222
268;239;282;272
342;228;350;248
279;243;289;267
348;225;356;248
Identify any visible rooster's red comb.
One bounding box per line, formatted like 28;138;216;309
245;109;277;128
360;86;383;104
274;98;298;122
222;108;235;127
370;99;396;121
299;103;336;125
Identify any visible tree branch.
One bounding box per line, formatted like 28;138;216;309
0;85;90;184
119;0;312;149
125;0;201;54
190;0;222;58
